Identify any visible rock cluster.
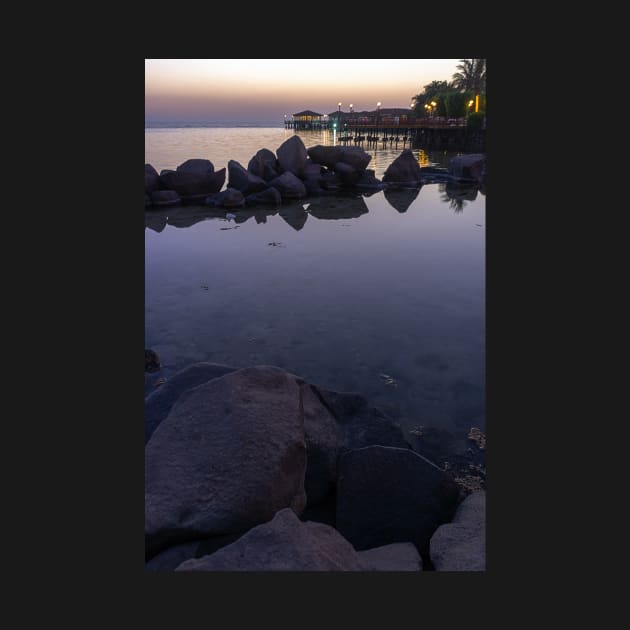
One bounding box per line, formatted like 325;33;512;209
145;362;485;571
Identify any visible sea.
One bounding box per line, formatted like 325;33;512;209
145;123;485;439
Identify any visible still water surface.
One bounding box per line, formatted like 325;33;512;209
145;127;485;436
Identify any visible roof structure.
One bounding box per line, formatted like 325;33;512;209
292;110;323;117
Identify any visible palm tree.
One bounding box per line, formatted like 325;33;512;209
451;59;486;94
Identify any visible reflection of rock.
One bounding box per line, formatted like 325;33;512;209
166;206;223;228
254;208;279;224
445;181;478;201
145;209;169;233
245;187;281;207
384;187;420;213
205;188;245;208
307;195;368;220
279;204;308;231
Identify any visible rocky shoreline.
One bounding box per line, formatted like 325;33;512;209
144;357;485;571
145;135;486;210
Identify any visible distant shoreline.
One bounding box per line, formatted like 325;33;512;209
145;122;285;129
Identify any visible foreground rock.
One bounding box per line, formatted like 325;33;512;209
144;362;238;444
276;135;308;177
145;366;307;557
175;508;364;571
160;167;226;200
144;349;160;373
227;160;268;195
335;445;460;562
145;164;161;193
145;540;200;571
382;149;423;186
430;490;485;571
268;171;307;199
358;542;423;571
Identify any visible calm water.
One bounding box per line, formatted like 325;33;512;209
145;127;485;436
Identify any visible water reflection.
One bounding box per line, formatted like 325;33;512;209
279;204;309;231
383;187;421;214
438;181;479;214
307;195;369;220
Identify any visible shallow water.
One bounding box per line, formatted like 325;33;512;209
145;127;485;438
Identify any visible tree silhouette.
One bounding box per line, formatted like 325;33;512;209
451;59;486;94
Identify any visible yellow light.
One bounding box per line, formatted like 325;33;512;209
377;101;381;107
431;101;436;107
468;100;474;106
338;102;342;107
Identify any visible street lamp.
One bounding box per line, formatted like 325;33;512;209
349;103;353;114
431;101;437;118
376;101;381;125
338;101;342;113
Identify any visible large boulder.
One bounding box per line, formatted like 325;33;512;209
356;169;384;191
144;362;238;444
227;160;269;195
301;160;324;179
276;135;308;176
247;148;278;180
335;445;460;562
205;187;245;208
175;508;364;571
382;149;422;186
145;366;308;556
306;145;344;170
176;159;214;175
447;154;485;183
313;386;408;450
339;147;371;172
299;383;341;506
268;171;307;199
358;543;423;571
334;162;360;186
145;164;160;193
160;167;226;199
430;490;485;571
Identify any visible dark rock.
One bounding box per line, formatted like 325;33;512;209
248;148;278;180
300;383;341;506
145;366;307;556
301;160;324;179
245;186;281;207
145;164;160;193
358;543;423;571
335;445;460;562
263;161;280;182
145;362;238;444
430;490;485;571
145;193;152;208
160;169;174;177
313;386;409;451
302;177;325;196
150;190;181;207
176;158;215;175
227;160;269;195
339;147;371;172
356;169;384;191
276;135;308;176
319;171;342;191
384;187;420;213
306;145;344;170
160;167;225;198
175;508;363;571
382;149;423;186
268;171;307;199
447;154;485;182
145;349;161;373
299;491;336;527
145;541;200;571
205;187;245;208
334;162;360;186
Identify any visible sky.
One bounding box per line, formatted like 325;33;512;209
145;59;462;124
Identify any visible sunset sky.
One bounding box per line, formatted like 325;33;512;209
145;59;462;124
